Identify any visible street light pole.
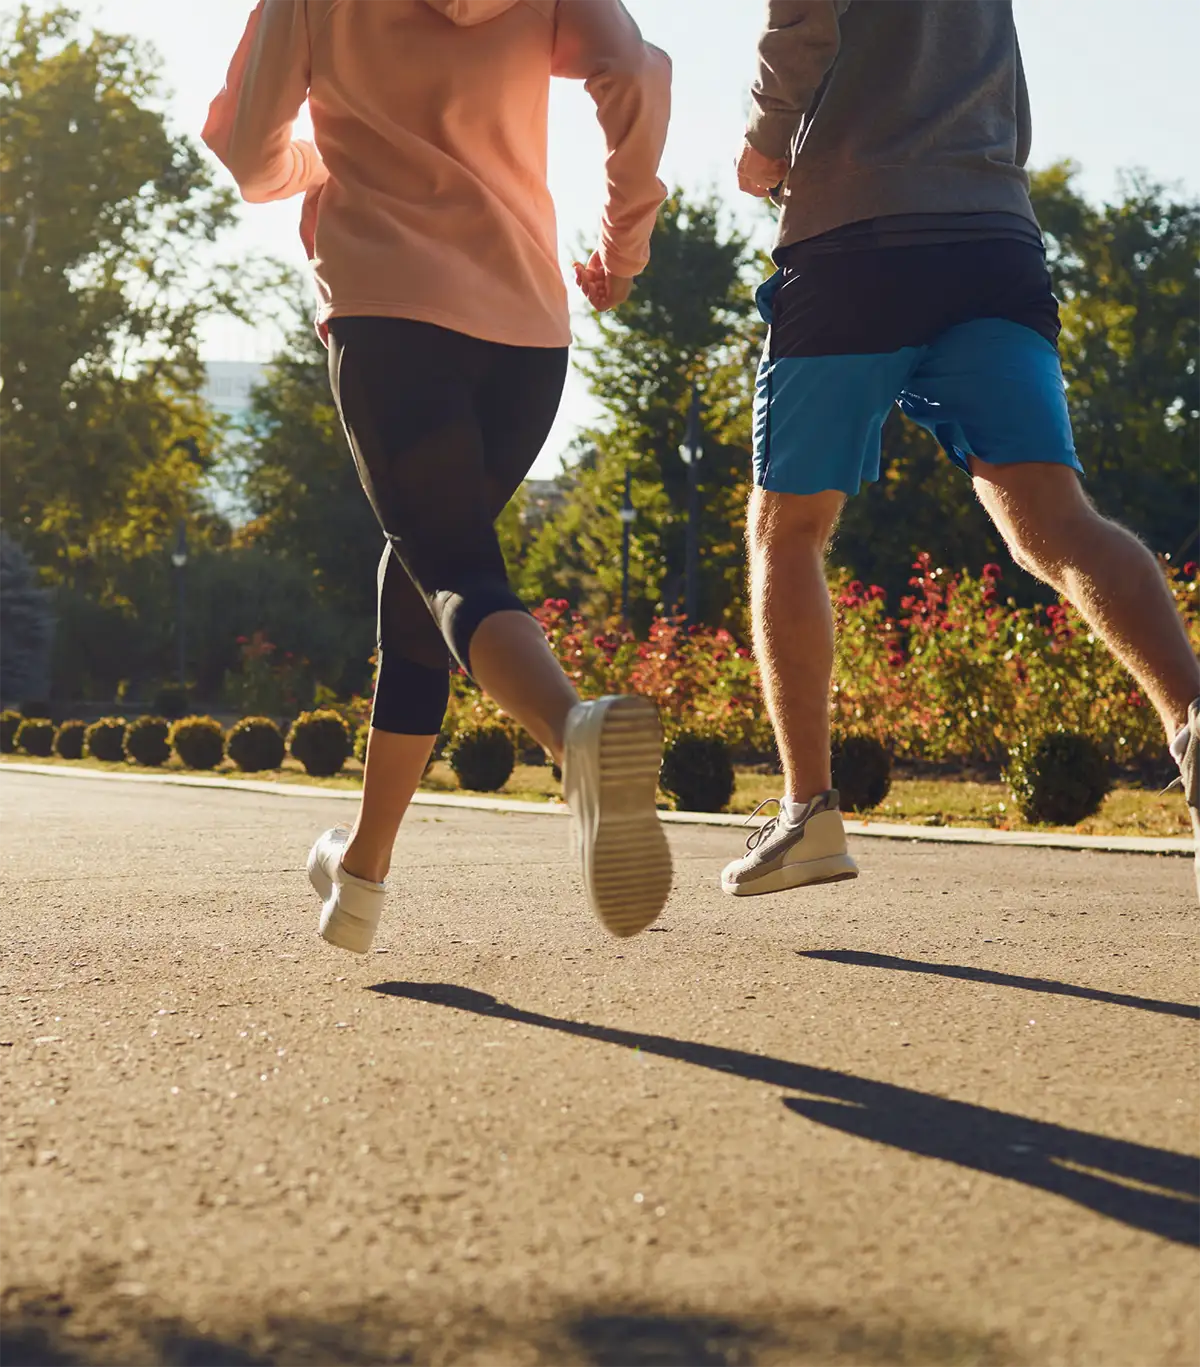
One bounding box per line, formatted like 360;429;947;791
679;381;702;626
619;464;635;622
170;518;188;689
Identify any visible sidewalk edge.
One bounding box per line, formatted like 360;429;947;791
3;761;1190;856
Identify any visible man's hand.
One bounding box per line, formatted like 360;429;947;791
736;140;789;199
573;251;634;312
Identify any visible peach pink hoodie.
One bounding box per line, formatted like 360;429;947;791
203;0;671;348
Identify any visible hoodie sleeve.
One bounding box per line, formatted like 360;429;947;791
745;0;846;162
552;0;671;278
202;0;328;203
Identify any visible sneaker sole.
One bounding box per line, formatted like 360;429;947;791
576;697;673;938
722;853;859;897
319;893;380;955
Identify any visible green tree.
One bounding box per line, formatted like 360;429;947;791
0;4;243;586
517;191;765;629
232;289;381;693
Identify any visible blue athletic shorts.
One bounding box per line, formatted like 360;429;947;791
752;238;1082;497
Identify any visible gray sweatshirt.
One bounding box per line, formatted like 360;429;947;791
746;0;1038;250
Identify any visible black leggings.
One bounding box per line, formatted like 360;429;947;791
327;316;568;735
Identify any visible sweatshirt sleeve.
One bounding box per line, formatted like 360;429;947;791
202;0;328;204
552;0;671;278
745;0;846;162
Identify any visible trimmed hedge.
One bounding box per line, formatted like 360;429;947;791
660;730;735;813
0;710;21;753
1005;731;1111;826
53;720;87;760
170;716;225;771
15;717;55;757
288;709;351;778
226;716;285;772
446;723;515;793
831;734;892;813
354;722;369;765
124;715;171;767
84;717;127;762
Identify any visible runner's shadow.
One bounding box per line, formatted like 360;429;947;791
798;949;1200;1019
369;981;1200;1248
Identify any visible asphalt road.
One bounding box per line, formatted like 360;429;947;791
2;771;1197;1367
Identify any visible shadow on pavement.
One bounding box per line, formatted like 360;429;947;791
369;981;1200;1249
0;1288;1016;1366
798;949;1200;1019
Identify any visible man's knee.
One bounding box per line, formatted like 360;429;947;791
749;486;844;554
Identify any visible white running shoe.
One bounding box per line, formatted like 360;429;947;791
561;696;673;938
307;827;386;955
721;792;858;896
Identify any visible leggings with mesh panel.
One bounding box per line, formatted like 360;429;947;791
327;316;568;735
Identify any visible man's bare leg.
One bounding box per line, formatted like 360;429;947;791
971;460;1200;738
748;487;846;801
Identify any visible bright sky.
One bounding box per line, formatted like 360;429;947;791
65;0;1200;477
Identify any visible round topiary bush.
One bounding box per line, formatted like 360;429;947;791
153;681;190;721
288;709;351;778
226;716;285;772
53;720;87;760
831;734;892;813
446;723;515;793
84;716;127;762
170;716;225;771
1005;731;1111;826
354;722;369;764
124;715;171;767
15;717;55;757
1;709;23;753
660;730;735;813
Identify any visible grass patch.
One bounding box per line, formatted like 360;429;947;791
3;754;1187;838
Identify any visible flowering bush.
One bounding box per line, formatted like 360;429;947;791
397;559;1197;772
221;631;312;719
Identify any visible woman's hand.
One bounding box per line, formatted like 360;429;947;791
573;251;634;312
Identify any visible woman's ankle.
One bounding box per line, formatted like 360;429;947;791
341;837;389;885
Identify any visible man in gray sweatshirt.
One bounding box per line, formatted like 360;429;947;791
722;0;1200;898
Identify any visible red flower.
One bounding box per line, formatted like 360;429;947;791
1184;562;1198;579
982;563;1002;581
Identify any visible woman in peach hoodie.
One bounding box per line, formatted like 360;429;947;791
204;0;672;952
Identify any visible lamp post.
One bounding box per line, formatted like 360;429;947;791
170;518;188;689
678;381;703;626
618;465;636;622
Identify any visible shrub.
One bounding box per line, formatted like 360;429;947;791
446;723;515;793
226;716;285;772
660;730;735;813
15;717;55;757
288;709;351;778
354;722;369;764
84;717;127;762
53;720;86;760
1005;731;1111;826
170;716;226;771
153;681;190;720
0;709;21;753
124;715;171;767
831;734;892;813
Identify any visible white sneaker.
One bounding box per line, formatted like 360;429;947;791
721;792;858;896
561;696;673;938
307;827;386;955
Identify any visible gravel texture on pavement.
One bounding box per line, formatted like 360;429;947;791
2;771;1197;1366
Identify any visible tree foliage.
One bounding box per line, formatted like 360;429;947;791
512;191;765;629
0;4;243;586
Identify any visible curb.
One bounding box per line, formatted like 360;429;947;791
3;760;1191;857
